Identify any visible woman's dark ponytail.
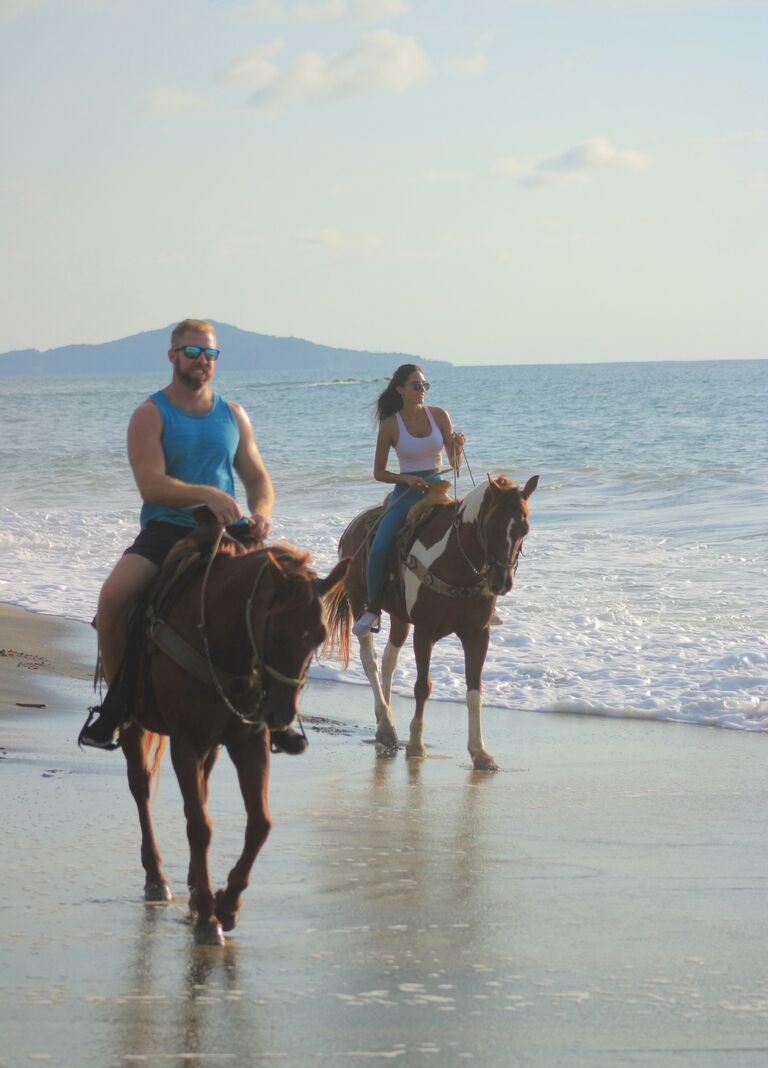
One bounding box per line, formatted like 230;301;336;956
374;363;423;422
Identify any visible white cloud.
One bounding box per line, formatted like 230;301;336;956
242;0;408;23
248;30;429;107
0;0;42;21
299;227;384;257
445;53;488;78
715;130;768;144
298;226;429;261
495;136;650;187
222;40;284;90
140;88;212;119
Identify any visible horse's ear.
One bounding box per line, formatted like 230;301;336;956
316;557;351;596
487;473;502;495
521;475;539;499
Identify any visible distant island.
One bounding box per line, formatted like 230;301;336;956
0;322;450;378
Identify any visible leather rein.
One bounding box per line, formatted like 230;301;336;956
147;534;308;727
403;483;524;600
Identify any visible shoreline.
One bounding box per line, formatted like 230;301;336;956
3;602;768;1065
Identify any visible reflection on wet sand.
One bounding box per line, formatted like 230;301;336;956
115;903;278;1063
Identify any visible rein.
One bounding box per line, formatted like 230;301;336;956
197;533;308;726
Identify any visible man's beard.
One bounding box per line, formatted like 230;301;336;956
174;357;212;391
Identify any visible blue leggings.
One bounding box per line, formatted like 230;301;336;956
366;469;442;610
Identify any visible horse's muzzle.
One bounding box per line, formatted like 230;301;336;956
489;570;514;596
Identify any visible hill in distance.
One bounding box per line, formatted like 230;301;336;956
0;323;450;378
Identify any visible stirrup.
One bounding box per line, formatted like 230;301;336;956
77;706;121;751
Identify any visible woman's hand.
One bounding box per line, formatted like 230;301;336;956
404;475;429;492
451;430;465;467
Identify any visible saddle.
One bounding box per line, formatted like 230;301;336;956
355;481;455;612
99;512;261;735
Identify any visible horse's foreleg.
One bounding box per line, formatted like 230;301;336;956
121;725;172;902
407;628;433;758
214;730;272;932
170;736;222;945
358;633;399;750
461;628;497;771
381;617;409;707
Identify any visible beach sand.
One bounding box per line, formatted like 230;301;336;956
1;602;768;1068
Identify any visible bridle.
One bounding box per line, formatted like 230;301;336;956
452;484;526;585
198;533;310;726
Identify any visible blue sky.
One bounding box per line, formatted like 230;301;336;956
1;0;766;363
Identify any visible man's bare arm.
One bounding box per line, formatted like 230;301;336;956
231;403;274;541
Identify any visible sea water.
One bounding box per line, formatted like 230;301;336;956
1;359;766;731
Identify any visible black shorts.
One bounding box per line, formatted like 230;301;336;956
123;520;256;568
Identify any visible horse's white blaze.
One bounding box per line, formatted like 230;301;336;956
504;514;517;564
358;633;393;728
404;525;453;616
381;641;400;705
457;483;486;526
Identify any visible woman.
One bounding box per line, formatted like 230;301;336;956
352;364;465;637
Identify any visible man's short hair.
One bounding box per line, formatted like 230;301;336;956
171;319;216;347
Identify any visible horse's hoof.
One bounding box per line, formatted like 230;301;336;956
194;921;225;946
214;890;239;932
472;753;499;771
405;744;426;759
375;728;399;751
144;880;173;902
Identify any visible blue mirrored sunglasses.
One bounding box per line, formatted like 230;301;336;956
173;345;220;361
409;380;430;391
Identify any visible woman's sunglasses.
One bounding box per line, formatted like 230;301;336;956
173;345;221;361
408;381;430;391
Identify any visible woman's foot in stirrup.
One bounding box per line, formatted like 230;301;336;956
78;706;121;750
352;610;380;637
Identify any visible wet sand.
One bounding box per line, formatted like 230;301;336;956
2;603;768;1068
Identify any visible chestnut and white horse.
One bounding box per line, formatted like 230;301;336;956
324;474;538;770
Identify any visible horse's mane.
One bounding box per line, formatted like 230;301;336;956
489;475;517;492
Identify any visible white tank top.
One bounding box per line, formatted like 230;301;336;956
394;407;443;473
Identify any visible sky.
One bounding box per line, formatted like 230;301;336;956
1;0;766;365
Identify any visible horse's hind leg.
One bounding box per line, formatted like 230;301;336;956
381;617;409;708
170;735;223;945
460;628;498;771
122;725;172;902
358;633;399;751
406;628;433;758
214;730;272;932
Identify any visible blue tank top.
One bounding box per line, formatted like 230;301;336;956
140;390;240;529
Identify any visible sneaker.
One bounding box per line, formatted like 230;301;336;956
352;611;380;638
78;706;121;751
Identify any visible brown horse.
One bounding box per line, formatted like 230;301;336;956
118;516;349;945
324;474;538;770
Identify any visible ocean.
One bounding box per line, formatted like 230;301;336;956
1;359;766;731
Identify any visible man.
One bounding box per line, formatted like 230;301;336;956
80;318;293;749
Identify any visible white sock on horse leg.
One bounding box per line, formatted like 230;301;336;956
467;689;485;757
358;634;391;720
381;642;400;706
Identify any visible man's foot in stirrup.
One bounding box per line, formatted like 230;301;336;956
270;725;308;755
78;706;121;751
352;610;381;638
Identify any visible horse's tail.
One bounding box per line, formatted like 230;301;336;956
322;582;352;669
146;732;166;789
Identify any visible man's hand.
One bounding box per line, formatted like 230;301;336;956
248;512;271;542
201;487;243;526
